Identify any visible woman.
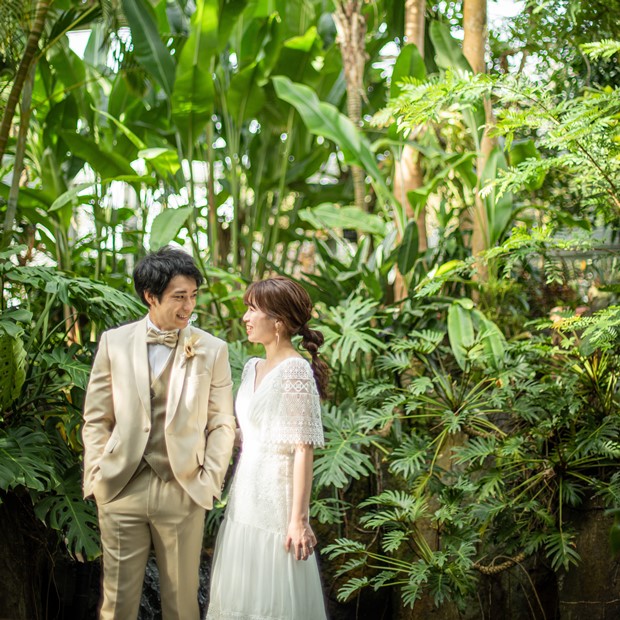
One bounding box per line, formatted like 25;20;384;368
206;277;329;620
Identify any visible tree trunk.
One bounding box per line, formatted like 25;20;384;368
462;0;494;269
0;0;50;165
393;0;427;302
333;1;367;210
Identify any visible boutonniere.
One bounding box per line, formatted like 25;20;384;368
181;334;202;367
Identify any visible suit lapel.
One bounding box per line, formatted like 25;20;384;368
133;317;152;422
165;325;190;426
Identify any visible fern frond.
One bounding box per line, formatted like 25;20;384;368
580;40;620;60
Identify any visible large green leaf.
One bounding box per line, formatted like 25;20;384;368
121;0;175;95
509;139;546;191
447;300;475;371
321;296;385;366
61;132;136;179
41;349;92;391
49;175;153;213
473;310;506;370
150;207;193;250
172;0;218;148
139;148;182;177
0;183;51;209
391;44;426;98
397;219;419;276
272;76;401;231
0;427;56;492
298;204;387;236
47;39;91;121
0;331;27;412
0;308;32;338
4;265;145;328
227;62;267;121
481;147;515;247
448;301;506;371
429;21;472;74
40;147;70;228
34;466;101;560
218;0;248;50
267;23;322;85
314;405;375;489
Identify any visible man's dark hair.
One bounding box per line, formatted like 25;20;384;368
133;246;204;306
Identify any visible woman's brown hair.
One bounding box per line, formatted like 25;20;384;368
243;276;330;399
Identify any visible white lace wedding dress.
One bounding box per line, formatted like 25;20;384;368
206;357;328;620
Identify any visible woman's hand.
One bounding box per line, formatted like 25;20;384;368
285;519;317;561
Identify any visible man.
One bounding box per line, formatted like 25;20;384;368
82;246;236;620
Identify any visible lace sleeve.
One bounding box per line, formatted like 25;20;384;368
271;359;324;447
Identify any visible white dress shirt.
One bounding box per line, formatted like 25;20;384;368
146;315;177;378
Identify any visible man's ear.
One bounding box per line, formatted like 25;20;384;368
144;290;156;307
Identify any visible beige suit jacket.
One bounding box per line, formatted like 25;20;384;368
82;317;235;509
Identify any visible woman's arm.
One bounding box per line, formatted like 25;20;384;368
285;444;317;561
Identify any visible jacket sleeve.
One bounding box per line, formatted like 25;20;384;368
82;332;115;499
201;341;236;504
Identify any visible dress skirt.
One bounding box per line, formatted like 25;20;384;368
206;516;327;620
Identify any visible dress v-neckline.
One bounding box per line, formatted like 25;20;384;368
251;356;303;394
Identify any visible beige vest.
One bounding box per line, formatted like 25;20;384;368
142;353;174;481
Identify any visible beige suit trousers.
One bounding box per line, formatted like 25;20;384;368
97;467;205;620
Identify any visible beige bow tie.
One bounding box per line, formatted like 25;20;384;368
146;327;179;348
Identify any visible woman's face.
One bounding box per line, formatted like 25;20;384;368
243;303;277;345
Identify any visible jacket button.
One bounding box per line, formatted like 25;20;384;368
144;426;150;432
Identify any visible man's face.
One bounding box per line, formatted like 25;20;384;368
145;275;198;331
